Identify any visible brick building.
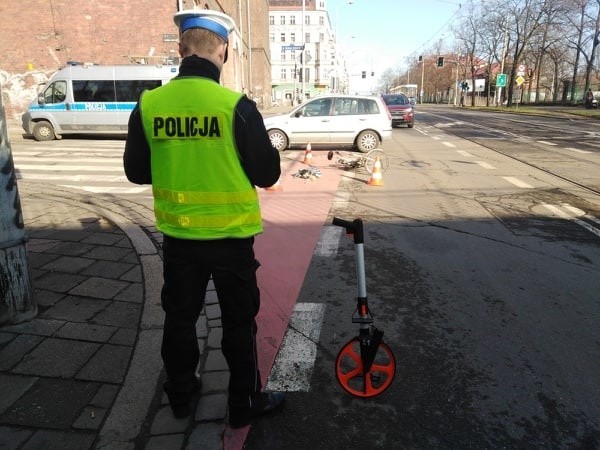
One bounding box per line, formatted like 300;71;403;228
0;0;273;121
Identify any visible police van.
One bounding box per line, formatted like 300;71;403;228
22;63;179;141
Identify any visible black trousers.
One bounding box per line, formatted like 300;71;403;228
160;235;262;406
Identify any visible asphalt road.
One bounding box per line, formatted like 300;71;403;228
245;107;600;449
7;109;600;448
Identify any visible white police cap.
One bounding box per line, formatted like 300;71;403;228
173;10;235;42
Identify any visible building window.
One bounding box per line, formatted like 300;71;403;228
291;50;296;60
280;15;285;25
319;33;324;43
291;33;296;43
305;15;310;25
270;33;275;43
280;33;285;42
305;32;310;43
281;51;286;61
281;69;287;80
290;15;296;25
319;16;324;26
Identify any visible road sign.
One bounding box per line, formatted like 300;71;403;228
282;44;304;51
496;73;507;87
515;75;525;86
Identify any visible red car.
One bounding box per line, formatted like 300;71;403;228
382;93;415;128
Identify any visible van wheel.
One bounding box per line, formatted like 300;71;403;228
268;129;288;152
356;130;380;153
33;121;56;141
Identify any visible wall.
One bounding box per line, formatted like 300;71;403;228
1;0;273;122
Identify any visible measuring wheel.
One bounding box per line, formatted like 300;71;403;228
364;149;389;174
335;337;396;398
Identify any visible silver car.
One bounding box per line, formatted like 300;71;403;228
264;94;392;153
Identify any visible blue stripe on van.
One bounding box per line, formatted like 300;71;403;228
29;102;136;112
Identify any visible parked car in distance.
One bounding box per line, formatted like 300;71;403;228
264;94;392;153
381;93;414;128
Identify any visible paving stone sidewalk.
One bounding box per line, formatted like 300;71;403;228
0;183;234;449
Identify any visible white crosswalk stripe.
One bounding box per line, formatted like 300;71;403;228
13;141;151;195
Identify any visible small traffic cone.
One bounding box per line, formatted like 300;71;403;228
367;156;384;186
264;176;283;192
303;142;313;164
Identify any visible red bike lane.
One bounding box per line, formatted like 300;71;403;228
224;150;344;447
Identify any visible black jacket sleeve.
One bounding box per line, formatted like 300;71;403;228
123;104;152;185
234;97;281;188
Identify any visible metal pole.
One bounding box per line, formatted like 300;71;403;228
420;57;425;103
0;85;37;325
301;0;305;101
246;0;253;100
497;17;508;106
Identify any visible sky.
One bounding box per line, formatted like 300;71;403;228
326;0;465;92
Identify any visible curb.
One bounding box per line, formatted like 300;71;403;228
23;185;164;448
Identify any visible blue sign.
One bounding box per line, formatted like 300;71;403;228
282;44;304;51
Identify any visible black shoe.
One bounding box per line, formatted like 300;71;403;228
164;376;201;419
228;391;285;429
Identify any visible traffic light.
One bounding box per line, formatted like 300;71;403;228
437;56;444;67
361;71;366;79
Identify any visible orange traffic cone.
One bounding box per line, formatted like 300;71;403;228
264;176;283;192
367;156;384;186
303;143;313;164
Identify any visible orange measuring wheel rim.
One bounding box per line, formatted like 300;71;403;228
335;337;396;398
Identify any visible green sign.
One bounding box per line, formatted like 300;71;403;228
496;73;507;87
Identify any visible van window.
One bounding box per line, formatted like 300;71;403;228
73;80;116;101
42;80;67;104
115;80;162;102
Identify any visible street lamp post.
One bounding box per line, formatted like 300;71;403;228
497;17;508;106
420;56;425;103
301;0;305;101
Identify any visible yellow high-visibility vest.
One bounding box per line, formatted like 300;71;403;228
140;77;262;240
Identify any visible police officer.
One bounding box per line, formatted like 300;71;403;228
124;9;284;427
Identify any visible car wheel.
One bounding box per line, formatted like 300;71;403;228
268;129;288;152
32;120;56;141
407;122;414;128
356;130;380;153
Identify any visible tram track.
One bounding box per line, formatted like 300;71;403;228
421;109;600;197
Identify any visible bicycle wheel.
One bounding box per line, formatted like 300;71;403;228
335;337;396;398
364;149;389;174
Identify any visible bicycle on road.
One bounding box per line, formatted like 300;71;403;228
332;217;396;398
327;148;389;175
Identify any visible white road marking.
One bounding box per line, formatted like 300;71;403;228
537;140;557;146
562;203;600;225
15;156;123;164
14;164;123;172
476;161;496;169
502;176;533;189
457;150;474;157
565;147;592;154
61;185;149;194
266;303;326;392
442;141;456;148
20;173;128;182
542;204;600;238
314;226;343;257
